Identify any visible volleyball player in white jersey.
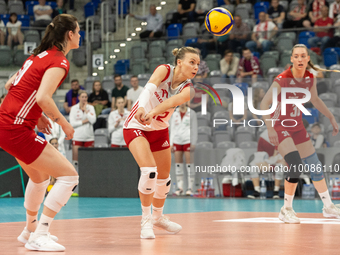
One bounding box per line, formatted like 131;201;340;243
123;47;199;239
170;103;197;196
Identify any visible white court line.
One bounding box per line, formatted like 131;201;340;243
214;217;340;224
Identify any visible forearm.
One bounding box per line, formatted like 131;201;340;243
38;97;68;126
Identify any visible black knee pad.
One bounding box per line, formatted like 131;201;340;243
284;151;303;181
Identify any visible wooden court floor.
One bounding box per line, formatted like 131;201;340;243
1;211;339;255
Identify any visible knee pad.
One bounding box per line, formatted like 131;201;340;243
24;178;50;212
154;176;171;199
44;175;79;213
138;167;158;195
186;164;195;176
302;152;324;181
175;164;184;176
284;151;303;181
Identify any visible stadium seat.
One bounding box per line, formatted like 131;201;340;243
319;93;337;107
137;73;151;86
254;2;269;20
13;46;29;67
149;57;166;72
252;81;270;90
167;23;182;39
329;65;340;86
205;54;221;71
84;76;98;91
221;4;235;14
183;22;200;37
24;30;40;45
0;14;9;25
333;79;340;105
260;55;278;75
298;31;315;48
84;2;95;18
8;1;24;15
279;50;291;67
72;46;86;67
213;110;229;131
168;39;183;48
267;67;285;84
121;74;132;86
216;141;235;149
302;108;319;124
210;70;226;85
0;46;12;66
103;14;116;33
114;59;130;75
234;126;255;147
17;15;30;30
197;111;211;121
148;41;166;59
102;76;114;91
0;1;7;16
130;61;147;76
235;5;249;19
94;128;109;147
262;51;280;62
130;45;145;60
243;18;255;30
196;141;214;149
319;107;340;127
327;124;340;146
198;126;212;142
279;0;289;11
213;130;232;146
239;141;258;149
276;37;294;53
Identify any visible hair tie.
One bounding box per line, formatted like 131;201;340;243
50;22;54;28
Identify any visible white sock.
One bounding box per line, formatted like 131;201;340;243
319;190;332;207
175;163;184;190
152;206;164;220
254;186;260;193
274;186;280;192
187;164;195;190
26;213;38;232
35;214;54;234
141;205;151;219
284;193;295;208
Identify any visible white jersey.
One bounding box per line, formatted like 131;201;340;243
44;119;66;156
124;64;192;131
108;109;130;145
69;103;96;142
170;108;198;146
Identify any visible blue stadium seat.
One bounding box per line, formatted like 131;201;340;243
323;48;339;67
114;59;130;75
17;15;30;30
84;2;95;18
0;14;9;25
167;23;182;39
254;2;270;20
217;0;225;6
118;0;129;15
92;0;101;10
234;83;248;96
46;1;57;9
79;30;85;46
303;108;319;124
252;51;260;59
26;1;39;17
185;38;197;46
298;31;315;48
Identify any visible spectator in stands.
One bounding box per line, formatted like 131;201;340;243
195;48;209;79
246;12;278;53
220;49;239;83
111;74;129;110
283;0;309;29
6;13;24;48
189;36;217;59
195;0;212;21
310;123;328;148
129;5;163;39
33;0;53;28
70;90;96;168
227;15;250;54
308;5;333;53
228;100;247;132
45;118;66;156
172;0;196;24
127;75;143;111
53;0;67;18
305;0;329;27
88;80;110;116
329;0;340;19
108;97;130;147
267;0;285;29
324;14;340;48
250;87;265;125
237;47;262;84
0;17;5;45
63;79;85;115
0;94;5;106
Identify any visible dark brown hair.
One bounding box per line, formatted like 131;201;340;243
33;14;78;56
92;80;102;93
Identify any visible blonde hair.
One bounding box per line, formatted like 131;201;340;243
291;44;340;73
172;47;199;66
78;90;88;97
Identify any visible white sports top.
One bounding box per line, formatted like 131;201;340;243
124;64;192;131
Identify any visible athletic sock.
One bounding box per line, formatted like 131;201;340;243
254;186;260;193
141;205;151;219
319;190;332;207
284;193;294;208
26;213;38;232
35;214;54;234
187;164;195;190
175;163;184;190
274;186;280;192
152;206;164;220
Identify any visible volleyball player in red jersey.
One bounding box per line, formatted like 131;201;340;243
123;47;198;239
261;44;340;223
0;14;80;251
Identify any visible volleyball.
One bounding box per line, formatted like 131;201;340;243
205;7;234;36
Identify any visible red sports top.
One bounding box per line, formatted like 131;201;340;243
0;47;69;130
271;67;314;131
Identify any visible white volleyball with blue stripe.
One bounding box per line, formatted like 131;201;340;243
205;7;234;36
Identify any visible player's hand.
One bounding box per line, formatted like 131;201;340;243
268;128;279;146
143;111;154;125
37;114;52;135
135;107;146;125
330;117;339;136
62;122;74;140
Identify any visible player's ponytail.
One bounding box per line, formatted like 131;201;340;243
172;47;199;66
33;14;78;56
292;44;340;73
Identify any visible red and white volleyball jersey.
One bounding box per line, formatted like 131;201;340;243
0;47;69;130
124;64;192;131
271;67;314;131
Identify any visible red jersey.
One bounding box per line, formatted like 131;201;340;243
0;47;69;130
271;67;314;131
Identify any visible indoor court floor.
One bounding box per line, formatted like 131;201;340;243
1;197;339;255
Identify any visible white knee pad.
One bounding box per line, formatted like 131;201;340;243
44;175;79;213
24;178;50;212
175;163;184;175
138;167;158;195
186;164;195;176
154;176;171;199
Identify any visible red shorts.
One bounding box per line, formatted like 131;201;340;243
111;144;127;148
173;143;191;152
72;140;94;147
123;128;170;152
0;127;47;164
275;127;310;145
257;137;275;157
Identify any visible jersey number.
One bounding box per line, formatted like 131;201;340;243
154;111;169;122
281;131;290;137
13;60;33;86
134;130;142;136
290;105;301;117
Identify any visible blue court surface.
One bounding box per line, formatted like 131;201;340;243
0;197;326;223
